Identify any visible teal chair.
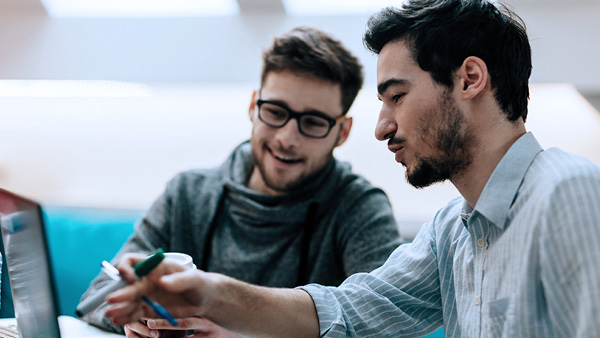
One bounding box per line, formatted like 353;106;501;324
425;327;445;337
44;206;142;317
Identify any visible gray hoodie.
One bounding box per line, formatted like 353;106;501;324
80;141;402;332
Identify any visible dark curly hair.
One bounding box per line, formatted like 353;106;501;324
364;0;532;122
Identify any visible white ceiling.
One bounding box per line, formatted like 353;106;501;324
0;0;598;108
11;0;596;17
19;0;416;17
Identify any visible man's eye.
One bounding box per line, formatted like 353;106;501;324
303;116;328;127
266;108;287;119
392;93;405;102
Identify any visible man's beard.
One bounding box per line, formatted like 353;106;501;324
255;159;306;193
252;144;335;195
406;90;475;189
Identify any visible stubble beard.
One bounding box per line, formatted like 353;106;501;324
252;141;336;195
406;90;475;189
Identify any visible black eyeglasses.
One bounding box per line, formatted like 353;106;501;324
256;99;346;139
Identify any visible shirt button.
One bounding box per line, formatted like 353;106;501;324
475;297;481;306
477;238;485;248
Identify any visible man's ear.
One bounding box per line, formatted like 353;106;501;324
456;56;488;100
248;90;258;121
335;116;353;147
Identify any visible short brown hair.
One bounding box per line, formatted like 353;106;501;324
261;26;364;115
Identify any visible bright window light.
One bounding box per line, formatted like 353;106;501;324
41;0;239;18
283;0;406;16
0;80;151;97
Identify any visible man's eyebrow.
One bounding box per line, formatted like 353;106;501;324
377;78;409;96
262;99;329;116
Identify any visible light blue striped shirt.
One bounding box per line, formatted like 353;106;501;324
302;132;600;337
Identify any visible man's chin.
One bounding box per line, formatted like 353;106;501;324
406;173;433;189
406;176;443;189
405;163;449;189
261;174;300;194
263;182;296;195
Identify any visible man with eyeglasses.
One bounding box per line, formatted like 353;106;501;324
79;26;402;337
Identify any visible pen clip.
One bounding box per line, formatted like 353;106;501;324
101;261;121;281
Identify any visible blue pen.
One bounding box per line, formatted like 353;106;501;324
142;296;178;326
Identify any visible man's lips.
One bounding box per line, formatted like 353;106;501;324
267;147;303;164
388;143;405;163
388;144;404;153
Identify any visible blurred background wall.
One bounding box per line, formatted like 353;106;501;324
1;0;599;238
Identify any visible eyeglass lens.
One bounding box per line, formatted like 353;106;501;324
259;102;332;138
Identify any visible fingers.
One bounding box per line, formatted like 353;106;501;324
146;317;211;331
125;321;152;338
117;253;148;283
105;298;153;326
145;317;244;337
159;269;202;293
105;278;151;325
106;282;143;304
117;253;187;284
128;318;193;338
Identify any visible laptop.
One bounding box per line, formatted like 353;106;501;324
0;188;121;338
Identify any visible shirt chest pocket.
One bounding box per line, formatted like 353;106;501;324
484;297;511;337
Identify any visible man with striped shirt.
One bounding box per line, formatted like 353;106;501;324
104;1;600;337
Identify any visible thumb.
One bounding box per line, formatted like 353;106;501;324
159;269;200;293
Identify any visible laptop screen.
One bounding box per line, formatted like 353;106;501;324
0;188;61;338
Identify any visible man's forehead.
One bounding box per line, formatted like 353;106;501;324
376;41;426;90
260;71;343;116
377;40;414;70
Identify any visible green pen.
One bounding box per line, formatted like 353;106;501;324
134;248;166;278
133;249;179;327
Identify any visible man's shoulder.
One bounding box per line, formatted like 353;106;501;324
332;159;380;192
171;167;221;182
431;196;464;226
528;148;600;186
164;167;224;198
518;148;600;212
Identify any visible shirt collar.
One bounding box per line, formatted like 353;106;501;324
472;132;543;229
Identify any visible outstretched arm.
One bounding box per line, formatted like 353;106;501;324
105;254;320;338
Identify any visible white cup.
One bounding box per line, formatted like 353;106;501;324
163;252;196;270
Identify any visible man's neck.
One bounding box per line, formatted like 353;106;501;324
452;120;526;209
247;167;283;196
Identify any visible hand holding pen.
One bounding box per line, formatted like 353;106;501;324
104;254;208;328
77;249;179;326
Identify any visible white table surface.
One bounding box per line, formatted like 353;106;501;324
0;315;123;337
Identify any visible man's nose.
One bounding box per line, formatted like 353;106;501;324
375;106;397;141
274;117;302;145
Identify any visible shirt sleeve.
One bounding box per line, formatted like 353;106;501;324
301;221;444;337
540;173;600;337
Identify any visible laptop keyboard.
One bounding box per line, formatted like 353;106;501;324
0;324;19;338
